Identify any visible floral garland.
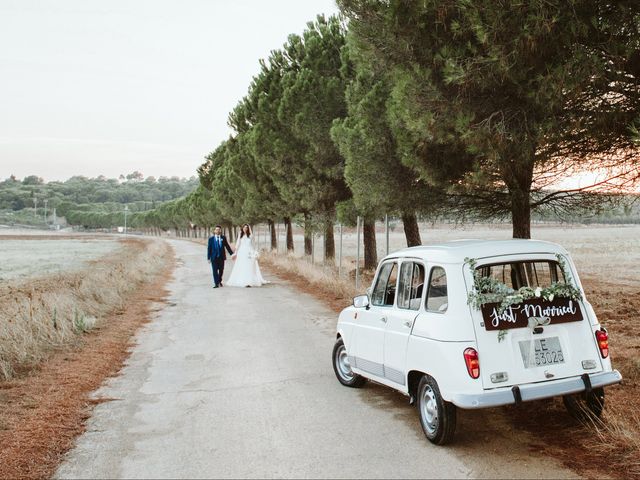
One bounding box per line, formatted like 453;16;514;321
465;254;582;315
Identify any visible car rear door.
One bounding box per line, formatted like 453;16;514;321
465;254;604;389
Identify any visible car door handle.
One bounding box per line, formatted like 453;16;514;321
380;317;387;323
404;321;413;328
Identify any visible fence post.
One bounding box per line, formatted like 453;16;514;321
385;214;389;256
338;222;343;277
356;216;361;291
322;227;326;268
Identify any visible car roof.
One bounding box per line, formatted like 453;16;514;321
383;239;568;264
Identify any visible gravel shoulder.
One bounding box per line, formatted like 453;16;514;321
56;239;578;479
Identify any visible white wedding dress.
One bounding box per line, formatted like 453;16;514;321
226;236;267;287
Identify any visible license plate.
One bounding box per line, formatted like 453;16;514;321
518;336;565;369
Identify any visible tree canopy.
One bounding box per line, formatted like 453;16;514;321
339;0;640;237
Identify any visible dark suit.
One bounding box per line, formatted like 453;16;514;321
207;234;234;286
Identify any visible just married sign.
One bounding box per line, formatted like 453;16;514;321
480;297;583;331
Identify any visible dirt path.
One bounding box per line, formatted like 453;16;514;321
56;239;577;479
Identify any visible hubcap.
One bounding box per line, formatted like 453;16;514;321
336;345;354;381
420;385;438;434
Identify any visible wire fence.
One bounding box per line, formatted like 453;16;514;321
250;217;520;290
253;216;415;290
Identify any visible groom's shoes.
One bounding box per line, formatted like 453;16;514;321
213;284;219;288
219;282;224;287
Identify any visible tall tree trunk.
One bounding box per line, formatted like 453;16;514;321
284;217;294;252
506;156;534;239
511;189;531;239
401;212;422;247
324;219;335;261
363;218;377;270
303;213;313;255
268;219;277;250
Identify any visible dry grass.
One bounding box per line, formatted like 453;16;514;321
0;237;170;380
0;240;175;480
260;251;371;312
587;412;640;477
577;279;640;478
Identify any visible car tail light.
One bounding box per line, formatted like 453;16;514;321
463;348;480;379
595;329;609;358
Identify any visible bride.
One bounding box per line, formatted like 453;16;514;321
227;224;267;287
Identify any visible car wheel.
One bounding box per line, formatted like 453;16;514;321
563;387;605;421
332;338;366;388
417;375;456;445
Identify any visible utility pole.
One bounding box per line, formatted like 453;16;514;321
33;197;38;218
124;205;129;235
43;199;48;224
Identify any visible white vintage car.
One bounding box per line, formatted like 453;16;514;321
332;239;622;444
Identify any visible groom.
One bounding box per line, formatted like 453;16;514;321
207;225;234;288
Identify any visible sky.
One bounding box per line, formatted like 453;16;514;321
0;0;340;182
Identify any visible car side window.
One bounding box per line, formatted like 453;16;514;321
411;263;425;310
426;266;448;313
397;262;413;309
398;261;425;310
371;261;397;307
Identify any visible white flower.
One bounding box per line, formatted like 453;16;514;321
535;287;542;297
548;293;555;302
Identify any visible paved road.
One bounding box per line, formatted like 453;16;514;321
56;239;577;479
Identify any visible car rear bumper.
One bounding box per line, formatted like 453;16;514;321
450;370;623;409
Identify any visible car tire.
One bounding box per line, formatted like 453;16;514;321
416;375;457;445
562;387;605;421
332;338;366;388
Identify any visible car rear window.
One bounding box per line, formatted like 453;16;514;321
477;260;565;290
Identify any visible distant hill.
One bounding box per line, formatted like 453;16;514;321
0;173;199;227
